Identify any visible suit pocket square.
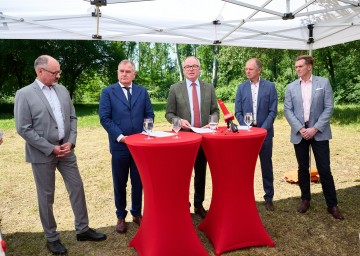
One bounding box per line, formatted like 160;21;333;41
315;88;324;91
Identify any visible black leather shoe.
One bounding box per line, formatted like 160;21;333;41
46;240;67;255
327;206;344;220
265;201;275;211
194;206;207;219
297;200;310;213
76;228;107;241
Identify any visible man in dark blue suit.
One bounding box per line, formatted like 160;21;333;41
99;59;154;233
235;58;278;211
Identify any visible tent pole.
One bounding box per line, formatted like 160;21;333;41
286;0;290;13
307;24;314;56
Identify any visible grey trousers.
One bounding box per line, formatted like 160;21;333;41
31;152;89;242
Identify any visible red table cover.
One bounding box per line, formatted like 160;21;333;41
198;126;275;255
125;131;208;256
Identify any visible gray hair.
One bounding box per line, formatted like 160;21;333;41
34;55;50;70
118;59;136;71
248;58;262;69
182;56;200;67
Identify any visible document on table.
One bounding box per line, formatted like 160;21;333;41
237;125;251;130
190;127;214;134
141;131;176;137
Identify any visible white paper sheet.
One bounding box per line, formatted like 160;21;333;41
237;125;252;130
141;131;176;137
190;127;214;134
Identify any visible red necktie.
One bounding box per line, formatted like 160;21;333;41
192;83;201;128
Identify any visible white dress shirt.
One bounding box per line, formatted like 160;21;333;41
37;80;65;140
117;82;133;142
250;78;260;125
186;79;201;127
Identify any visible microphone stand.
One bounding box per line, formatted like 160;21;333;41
224;120;238;134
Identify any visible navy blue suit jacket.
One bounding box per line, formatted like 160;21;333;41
235;78;278;139
99;82;154;151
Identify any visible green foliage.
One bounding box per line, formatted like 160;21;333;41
215;80;238;102
2;40;360;105
335;75;360;104
136;42;177;101
0;39;126;103
74;74;107;103
274;76;290;103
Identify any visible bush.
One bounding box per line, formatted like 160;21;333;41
215;80;238;102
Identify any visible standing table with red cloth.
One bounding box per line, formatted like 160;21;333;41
198;126;275;255
125;131;208;256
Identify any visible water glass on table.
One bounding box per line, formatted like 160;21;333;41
244;112;253;132
143;118;154;140
172;117;181;139
208;114;218;134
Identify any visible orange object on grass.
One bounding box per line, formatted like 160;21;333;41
283;169;320;183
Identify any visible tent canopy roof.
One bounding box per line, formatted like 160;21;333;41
1;0;360;50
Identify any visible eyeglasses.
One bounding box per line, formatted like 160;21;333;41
183;65;200;70
42;68;62;76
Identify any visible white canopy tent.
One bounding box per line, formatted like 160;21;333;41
0;0;359;50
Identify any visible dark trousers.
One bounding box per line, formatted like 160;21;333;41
194;146;207;208
259;138;274;202
111;148;142;219
294;139;338;207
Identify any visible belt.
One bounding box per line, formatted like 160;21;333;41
57;139;64;145
304;122;309;128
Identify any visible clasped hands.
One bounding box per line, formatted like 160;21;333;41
300;127;318;140
53;142;73;157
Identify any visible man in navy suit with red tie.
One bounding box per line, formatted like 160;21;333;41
99;59;154;233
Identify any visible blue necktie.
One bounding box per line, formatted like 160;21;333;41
124;87;132;105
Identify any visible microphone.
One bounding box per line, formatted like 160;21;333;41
217;99;238;133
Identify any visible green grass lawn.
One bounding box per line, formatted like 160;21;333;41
2;102;359;129
1;102;360;256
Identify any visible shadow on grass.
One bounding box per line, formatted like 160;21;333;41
3;185;360;256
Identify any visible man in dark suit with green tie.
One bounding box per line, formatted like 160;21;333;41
165;56;219;219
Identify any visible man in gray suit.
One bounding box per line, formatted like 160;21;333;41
165;56;219;219
14;55;106;255
235;58;278;211
284;55;344;220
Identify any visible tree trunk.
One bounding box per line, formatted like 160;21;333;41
175;44;183;81
325;48;336;88
212;45;219;88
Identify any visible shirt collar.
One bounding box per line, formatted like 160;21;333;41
36;79;54;90
250;77;260;86
119;82;132;89
300;75;313;84
186;79;199;87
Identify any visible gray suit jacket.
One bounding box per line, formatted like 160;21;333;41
165;80;219;126
14;80;77;163
284;75;334;144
